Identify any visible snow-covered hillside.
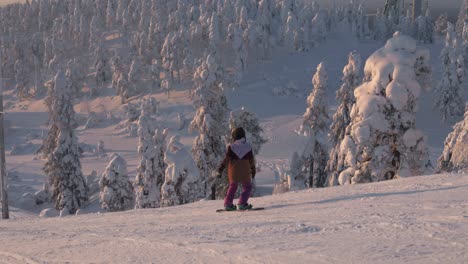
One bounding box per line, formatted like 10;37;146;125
1;173;467;263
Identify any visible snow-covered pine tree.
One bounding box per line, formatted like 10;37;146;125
374;9;389;40
285;11;299;51
463;21;468;76
438;105;468;173
161;135;204;207
327;51;361;186
298;62;329;137
435;13;448;35
339;32;431;185
128;57;142;94
256;0;274;60
134;109;166;209
456;0;467;37
99;153;134;212
297;62;330;188
310;11;327;47
43;70;88;214
415;9;434;44
434;23;465;123
190;54;229;199
116;70;131;104
14;59;30;99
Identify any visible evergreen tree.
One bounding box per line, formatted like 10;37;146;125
434;23;465;123
99;153;134;212
435;13;448;35
43;70;88;214
327;52;361;186
438;105;468;172
456;0;467;36
134;110;166;209
339;33;431;185
190;54;229;199
298;62;330;188
14;59;30;99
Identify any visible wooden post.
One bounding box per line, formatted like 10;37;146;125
0;45;9;219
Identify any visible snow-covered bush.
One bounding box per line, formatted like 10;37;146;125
34;184;51;205
39;208;60;218
338;32;431;184
99;153;134;212
438;107;468;173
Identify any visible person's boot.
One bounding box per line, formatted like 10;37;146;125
224;204;237;211
237;203;253;210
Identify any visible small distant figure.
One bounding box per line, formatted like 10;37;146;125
217;127;256;211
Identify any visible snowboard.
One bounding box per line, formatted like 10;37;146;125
216;207;265;213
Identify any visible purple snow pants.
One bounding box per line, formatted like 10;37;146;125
224;182;252;207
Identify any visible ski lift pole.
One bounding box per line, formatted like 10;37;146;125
0;45;9;219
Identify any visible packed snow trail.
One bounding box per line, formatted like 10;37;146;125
1;173;467;263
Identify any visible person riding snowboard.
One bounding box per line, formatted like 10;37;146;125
217;127;256;211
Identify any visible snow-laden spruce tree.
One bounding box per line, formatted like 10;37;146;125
463;21;468;76
99;153;134;212
327;51;361;186
296;62;330;188
43;70;88;214
128;57;142;93
338;32;431;185
434;23;465;123
190;54;229;199
298;62;329;137
435;13;448;35
161;135;204;207
134;110;166;209
456;0;467;36
256;0;273;59
14;59;30;99
415;9;434;44
438;105;468;173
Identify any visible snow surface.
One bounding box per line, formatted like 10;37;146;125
1;173;468;263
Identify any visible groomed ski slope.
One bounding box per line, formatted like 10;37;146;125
1;172;467;264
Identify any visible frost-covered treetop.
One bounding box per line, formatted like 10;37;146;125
343;51;361;79
104;153;128;180
312;62;328;92
168;135;184;152
359;32;429;110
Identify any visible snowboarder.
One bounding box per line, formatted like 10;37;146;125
216;127;256;211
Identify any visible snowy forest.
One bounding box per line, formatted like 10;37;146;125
0;0;466;218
